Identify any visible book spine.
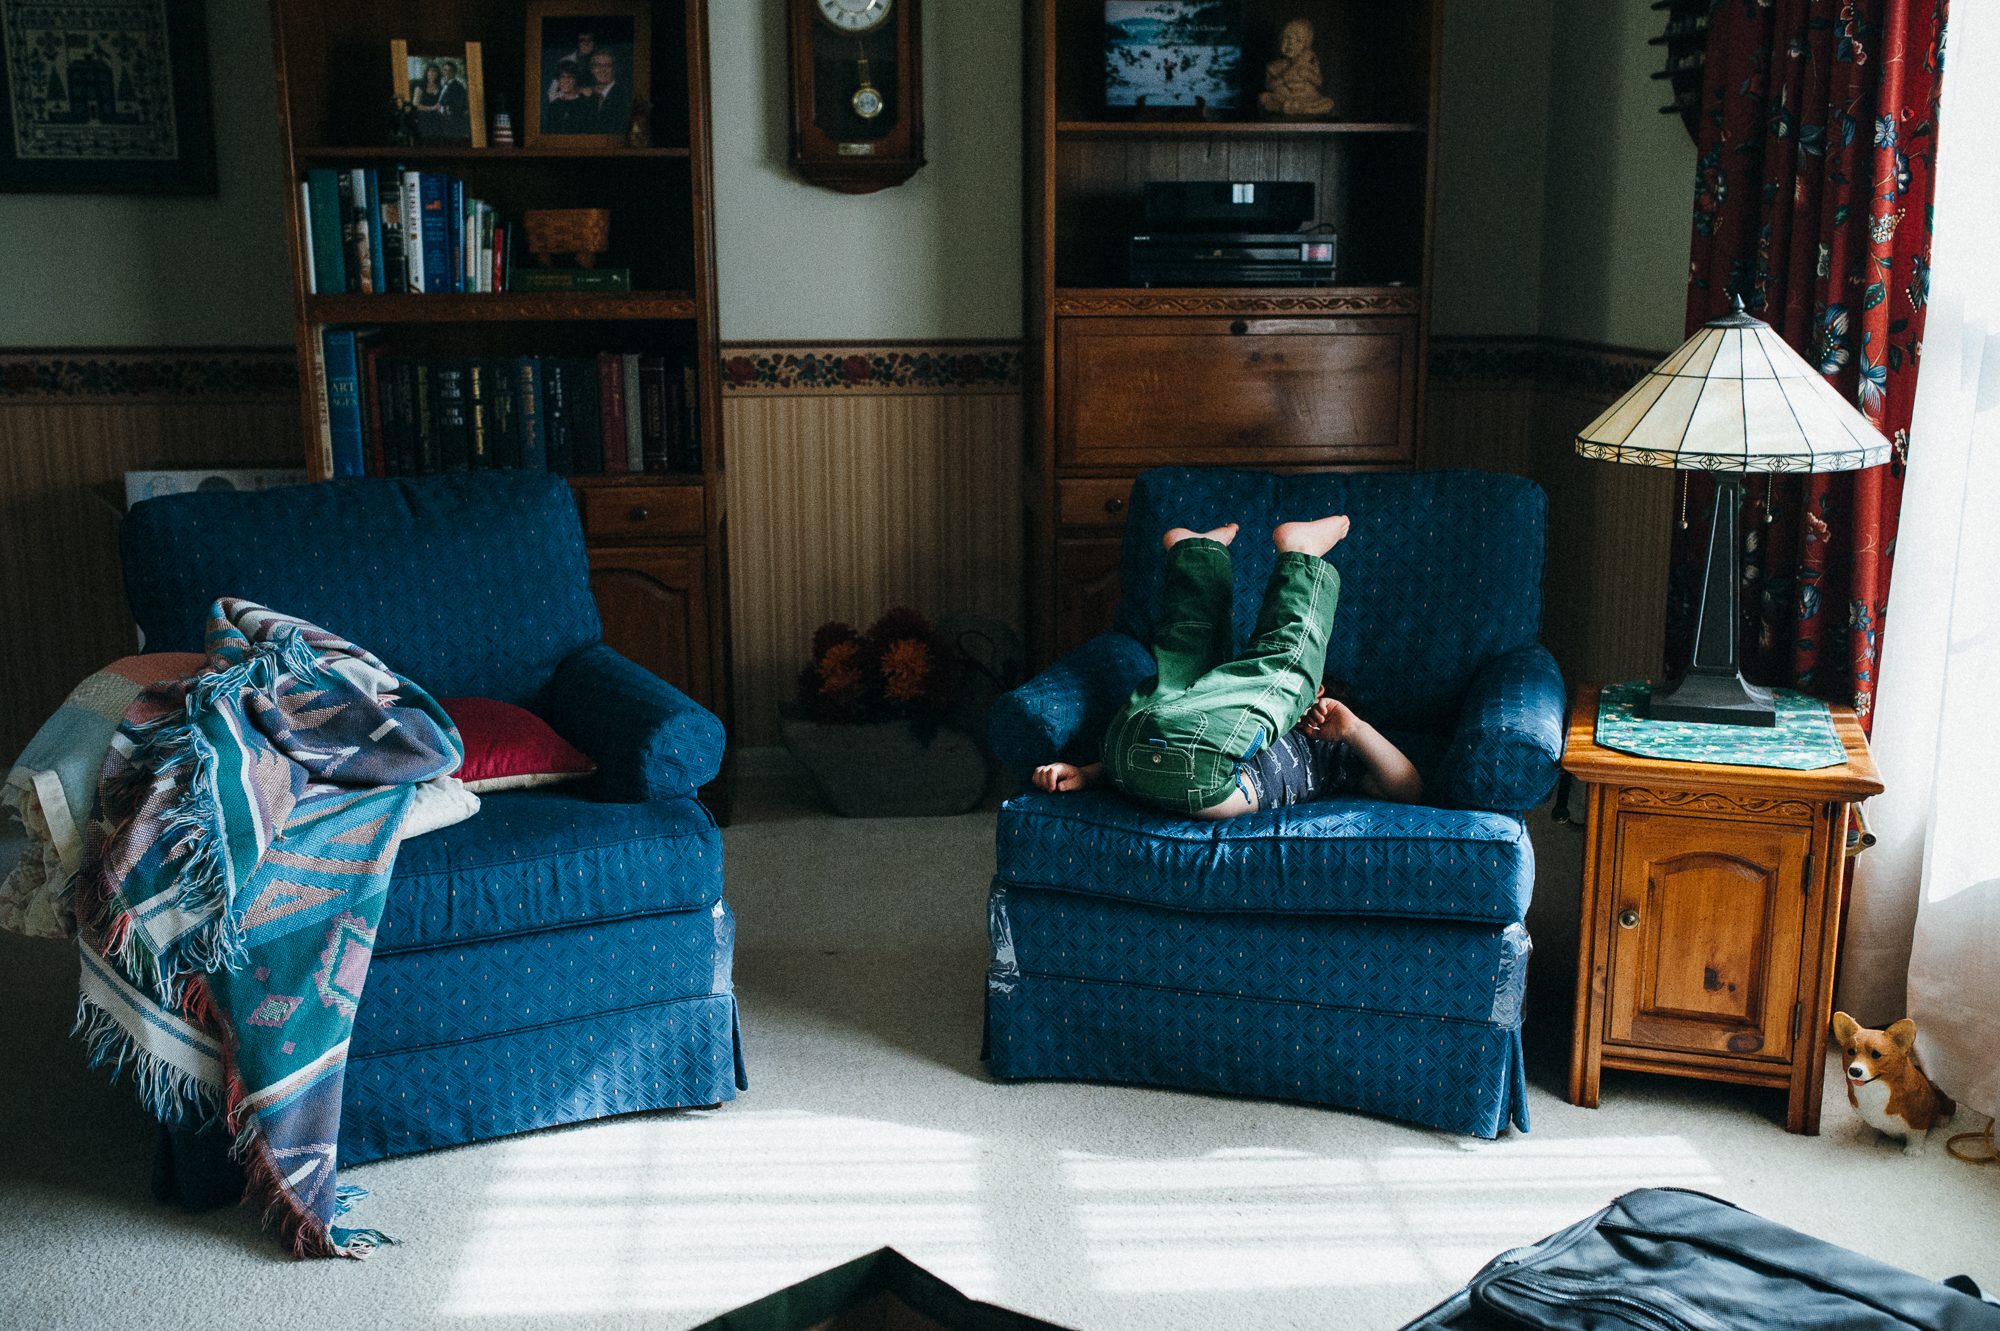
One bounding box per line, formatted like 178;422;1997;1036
622;352;643;472
363;346;388;476
639;356;668;473
323;328;366;478
362;168;386;295
488;357;519;469
478;203;495;294
306;169;347;296
335;172;360;292
413;361;439;474
680;360;701;473
513;357;546;470
297;181;317;295
449;180;465;293
347;169;374;294
377;169;406;294
388;357;418;475
436;360;469;471
308;323;334;479
544;358;571;475
493;223;507;294
418;174;449;294
402;171;425;294
567;357;603;476
597;352;625;474
467;359;490;468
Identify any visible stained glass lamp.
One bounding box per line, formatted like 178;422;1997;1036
1576;296;1893;726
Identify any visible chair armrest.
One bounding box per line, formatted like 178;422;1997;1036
1435;644;1567;813
550;644;725;802
988;632;1156;780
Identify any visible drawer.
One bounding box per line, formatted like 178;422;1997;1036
1057;316;1417;469
1058;478;1136;528
579;485;703;540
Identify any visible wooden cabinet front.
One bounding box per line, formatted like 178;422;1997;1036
1056;316;1417;469
1606;808;1811;1064
1053;536;1126;659
589;546;712;713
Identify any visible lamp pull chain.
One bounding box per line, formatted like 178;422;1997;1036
1762;477;1775;524
1679;474;1689;531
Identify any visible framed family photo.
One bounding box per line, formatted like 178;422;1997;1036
0;0;217;193
389;39;485;147
523;0;649;149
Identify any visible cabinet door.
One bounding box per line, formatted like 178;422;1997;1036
1054;536;1125;658
1607;811;1811;1061
588;546;712;712
1057;316;1417;469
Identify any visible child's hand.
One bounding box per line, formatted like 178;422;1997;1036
1033;762;1090;793
1301;698;1359;742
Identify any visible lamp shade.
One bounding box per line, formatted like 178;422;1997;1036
1576;301;1892;473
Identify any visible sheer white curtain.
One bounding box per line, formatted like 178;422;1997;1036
1837;3;2000;1125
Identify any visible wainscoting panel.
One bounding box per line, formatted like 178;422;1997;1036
0;349;301;763
721;342;1025;748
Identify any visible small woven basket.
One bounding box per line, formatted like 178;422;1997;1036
522;208;610;267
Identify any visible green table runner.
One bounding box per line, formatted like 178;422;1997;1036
1595;680;1847;770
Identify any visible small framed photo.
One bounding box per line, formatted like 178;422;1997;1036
1104;1;1242;111
0;0;218;193
524;0;649;149
389;39;486;147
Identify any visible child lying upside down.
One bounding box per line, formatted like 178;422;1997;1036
1033;516;1422;819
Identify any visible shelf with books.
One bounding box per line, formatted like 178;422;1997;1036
274;0;732;735
305;293;698;322
1054;121;1426;136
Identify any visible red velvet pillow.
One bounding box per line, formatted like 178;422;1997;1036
439;697;597;793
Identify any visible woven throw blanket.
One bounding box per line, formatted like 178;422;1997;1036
71;599;461;1258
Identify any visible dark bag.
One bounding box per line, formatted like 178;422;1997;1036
1399;1188;2000;1330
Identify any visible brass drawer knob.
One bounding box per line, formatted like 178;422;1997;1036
630;506;650;522
1104;497;1124;514
1618;909;1641;929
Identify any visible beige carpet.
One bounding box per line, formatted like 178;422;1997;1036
4;754;1996;1331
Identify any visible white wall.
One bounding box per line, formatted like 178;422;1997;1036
708;1;1022;341
0;0;293;346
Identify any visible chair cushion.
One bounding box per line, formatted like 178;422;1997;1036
995;791;1533;924
375;788;721;955
995;884;1531;1026
353;901;735;1055
119;471;601;712
1112;468;1548;731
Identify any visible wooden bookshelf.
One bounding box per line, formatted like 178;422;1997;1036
269;0;733;738
1024;0;1442;662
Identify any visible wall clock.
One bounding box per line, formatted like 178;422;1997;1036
787;0;924;193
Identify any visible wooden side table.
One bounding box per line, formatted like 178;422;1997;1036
1562;684;1884;1133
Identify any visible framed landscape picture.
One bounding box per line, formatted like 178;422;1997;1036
0;0;217;192
523;0;649;149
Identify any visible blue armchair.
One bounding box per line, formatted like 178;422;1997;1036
985;467;1565;1137
119;471;742;1168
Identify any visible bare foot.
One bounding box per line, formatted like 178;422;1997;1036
1163;523;1239;550
1273;515;1351;557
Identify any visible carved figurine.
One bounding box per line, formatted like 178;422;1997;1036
1260;18;1334;118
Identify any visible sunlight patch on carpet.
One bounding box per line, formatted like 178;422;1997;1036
443;1111;998;1316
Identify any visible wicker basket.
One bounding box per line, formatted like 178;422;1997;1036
521;208;610;267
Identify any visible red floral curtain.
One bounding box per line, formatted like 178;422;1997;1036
1671;0;1947;730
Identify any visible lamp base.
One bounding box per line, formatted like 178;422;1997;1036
1642;668;1777;727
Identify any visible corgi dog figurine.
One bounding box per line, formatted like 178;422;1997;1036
1831;1011;1955;1155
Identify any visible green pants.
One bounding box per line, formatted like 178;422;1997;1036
1102;539;1341;814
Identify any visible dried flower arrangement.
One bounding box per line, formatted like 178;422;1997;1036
796;608;964;727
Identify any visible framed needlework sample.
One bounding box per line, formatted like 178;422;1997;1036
523;0;649;149
0;0;217;192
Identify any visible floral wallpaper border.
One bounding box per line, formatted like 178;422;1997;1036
719;341;1023;395
1428;336;1666;400
0;348;300;402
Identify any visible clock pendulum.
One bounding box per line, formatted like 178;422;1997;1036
852;39;883;119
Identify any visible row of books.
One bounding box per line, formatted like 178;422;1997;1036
312;328;702;479
300;167;604;296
